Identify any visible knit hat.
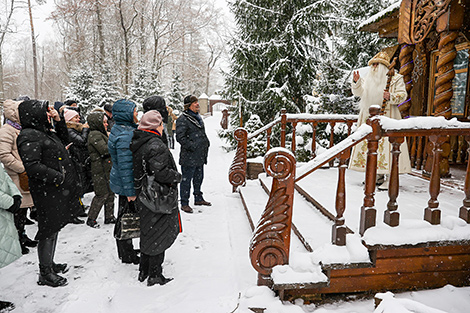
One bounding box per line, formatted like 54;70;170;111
368;51;390;68
183;95;198;110
64;108;79;122
64;99;77;107
138;110;163;131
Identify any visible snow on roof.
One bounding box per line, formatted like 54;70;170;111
209;94;223;100
199;93;208;99
358;1;401;30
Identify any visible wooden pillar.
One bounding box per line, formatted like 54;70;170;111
332;149;350;246
384;136;404;227
280;109;287;148
266;128;272;152
460;135;470;223
228;128;248;192
360;107;381;235
398;43;415;118
250;148;295;286
424;135;447;224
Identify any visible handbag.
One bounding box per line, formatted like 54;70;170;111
138;159;178;215
114;207;140;240
18;172;29;192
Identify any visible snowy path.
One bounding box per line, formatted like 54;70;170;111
1;111;470;313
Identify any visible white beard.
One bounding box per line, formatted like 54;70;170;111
360;64;388;111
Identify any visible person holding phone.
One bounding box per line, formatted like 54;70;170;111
17;100;80;287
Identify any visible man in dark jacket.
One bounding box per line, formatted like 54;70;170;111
175;95;211;213
17;100;78;287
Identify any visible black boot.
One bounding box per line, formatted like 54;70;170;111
21;244;30;255
138;271;148;282
147;275;173;286
0;300;15;312
30;206;38;221
21;233;38;248
52;262;69;274
38;265;67;287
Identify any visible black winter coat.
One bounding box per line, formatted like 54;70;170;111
175;110;210;167
87;111;113;196
17;100;79;241
130;129;182;256
67;122;92;195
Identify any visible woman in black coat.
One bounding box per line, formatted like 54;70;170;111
130;110;182;286
17;100;80;287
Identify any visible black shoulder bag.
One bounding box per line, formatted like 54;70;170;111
138;159;178;215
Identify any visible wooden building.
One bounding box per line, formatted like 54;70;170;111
360;0;470;175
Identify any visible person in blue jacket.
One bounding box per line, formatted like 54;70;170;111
108;99;140;264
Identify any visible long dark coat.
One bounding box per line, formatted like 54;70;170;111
67;122;92;195
17;100;79;241
87;111;113;197
175;110;210;167
130;129;182;256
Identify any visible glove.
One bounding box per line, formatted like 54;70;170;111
8;195;22;214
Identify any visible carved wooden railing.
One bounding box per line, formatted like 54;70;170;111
228;109;358;192
248;106;470;286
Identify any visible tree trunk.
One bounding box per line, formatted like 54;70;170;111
27;0;39;98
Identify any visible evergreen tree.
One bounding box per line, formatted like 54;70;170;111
167;71;185;111
96;65;121;108
129;64;152;106
64;67;99;117
224;0;335;125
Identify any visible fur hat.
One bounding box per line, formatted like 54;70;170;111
138;110;163;131
183;95;198;110
368;51;390;68
64;108;79;122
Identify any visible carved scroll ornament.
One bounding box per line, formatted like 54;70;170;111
411;0;452;43
228;128;248;192
249;149;295;277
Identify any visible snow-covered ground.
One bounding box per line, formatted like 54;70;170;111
1;111;470;312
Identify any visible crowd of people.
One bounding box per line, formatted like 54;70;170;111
0;94;211;311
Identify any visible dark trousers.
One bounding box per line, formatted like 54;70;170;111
168;132;174;149
38;232;59;267
13;207;27;242
88;192;115;221
139;252;165;278
116;195;138;263
180;165;204;206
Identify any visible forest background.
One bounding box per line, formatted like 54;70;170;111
0;0;395;119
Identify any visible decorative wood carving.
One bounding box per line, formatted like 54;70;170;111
411;0;453;43
360;107;381;235
398;44;415;118
280;108;287;148
229;128;248;192
250;148;295;285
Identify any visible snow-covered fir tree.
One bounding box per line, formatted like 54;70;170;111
96;65;121;108
167;71;185;111
224;0;337;125
129;64;165;107
64;67;99;117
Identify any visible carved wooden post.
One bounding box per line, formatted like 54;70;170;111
228;128;248;193
332;149;350;246
329;121;336;167
280;109;287;148
360;106;381;235
311;122;318;159
424;135;446;224
220;108;229;129
267;128;272;152
346;121;353;135
410;136;417;167
416;136;424;170
460;135;470;223
250;148;295;286
398;43;414;118
384;136;404;227
291;121;297;155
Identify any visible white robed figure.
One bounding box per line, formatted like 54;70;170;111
349;51;412;189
